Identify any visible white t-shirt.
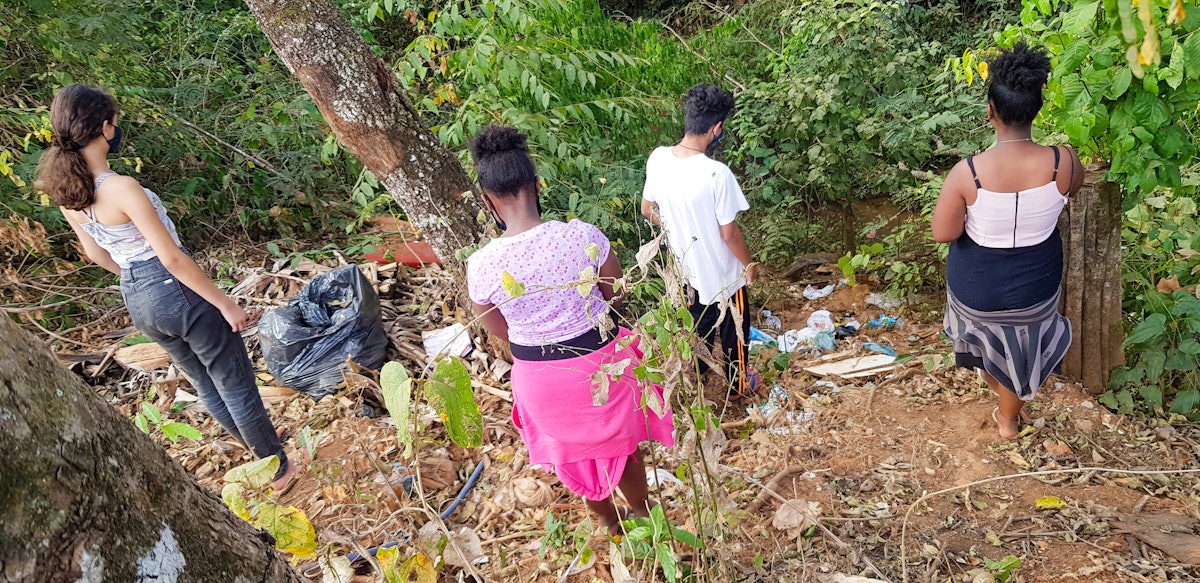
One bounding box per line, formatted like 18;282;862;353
642;146;750;304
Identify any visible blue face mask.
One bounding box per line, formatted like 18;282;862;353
106;126;123;154
711;128;724;147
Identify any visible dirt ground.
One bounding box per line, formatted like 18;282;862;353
16;248;1200;582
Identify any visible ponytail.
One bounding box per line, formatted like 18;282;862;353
33;85;119;210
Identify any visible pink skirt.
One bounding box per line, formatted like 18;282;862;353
510;328;675;500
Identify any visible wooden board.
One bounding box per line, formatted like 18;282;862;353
803;354;896;378
114;342;171;371
1111;511;1200;564
840;365;900;379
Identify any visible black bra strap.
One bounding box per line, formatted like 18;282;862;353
1051;146;1061;181
966;156;982;189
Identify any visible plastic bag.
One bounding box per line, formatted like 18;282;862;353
258;264;388;399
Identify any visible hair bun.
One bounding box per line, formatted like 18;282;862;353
989;42;1051;93
469;125;528;159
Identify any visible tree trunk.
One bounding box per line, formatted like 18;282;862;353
1057;164;1124;394
0;316;302;583
243;0;484;276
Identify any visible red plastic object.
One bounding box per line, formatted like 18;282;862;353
365;241;441;267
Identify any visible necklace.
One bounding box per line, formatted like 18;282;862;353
997;138;1033;144
675;142;707;153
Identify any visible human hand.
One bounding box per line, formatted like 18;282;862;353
744;264;758;286
220;300;250;333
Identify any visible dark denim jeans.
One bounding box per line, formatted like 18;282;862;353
121;256;287;478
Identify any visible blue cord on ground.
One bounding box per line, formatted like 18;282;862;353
342;458;487;564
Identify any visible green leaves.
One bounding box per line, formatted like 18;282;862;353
426;357;483;448
1122;313;1167;348
225;456;281;489
1062;1;1099;34
381;361;414;459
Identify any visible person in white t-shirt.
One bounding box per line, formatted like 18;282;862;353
641;83;758;400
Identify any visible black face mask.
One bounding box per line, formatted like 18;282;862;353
106;126;123;154
484;192;506;232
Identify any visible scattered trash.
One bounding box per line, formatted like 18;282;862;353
806;310;834;332
812;379;841;393
866;313;899;328
747;384;790;417
258;264;388;400
749;326;776;345
866;292;903;310
648;467;685;488
843;317;860;330
861;342;897;357
761;309;783;329
802;284;835;300
422;322;473;363
813;331;837;351
778;329;811;353
833;326;858;340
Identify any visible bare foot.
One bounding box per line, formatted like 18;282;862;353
992;407;1021;439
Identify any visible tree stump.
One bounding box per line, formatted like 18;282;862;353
1057;164;1124;394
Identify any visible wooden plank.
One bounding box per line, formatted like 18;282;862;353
841;365;900;379
804;354;896;377
114;342;171;371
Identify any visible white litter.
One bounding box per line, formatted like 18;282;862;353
803;284;836;300
421;323;473;362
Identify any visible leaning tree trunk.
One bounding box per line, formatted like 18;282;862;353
0;316;302;583
243;0;484;277
1058;164;1124;394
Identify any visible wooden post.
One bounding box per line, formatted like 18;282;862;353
1057;164;1124;393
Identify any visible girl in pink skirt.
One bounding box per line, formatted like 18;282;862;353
465;126;675;534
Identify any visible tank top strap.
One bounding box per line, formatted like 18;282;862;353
966;156;982;189
93;172;117;191
1050;146;1061;181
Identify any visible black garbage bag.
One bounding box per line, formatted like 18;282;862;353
258;264;388;399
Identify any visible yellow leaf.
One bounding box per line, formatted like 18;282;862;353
501;270;525;298
39;193;51;206
220;483;252;521
224;455;280;489
398;553;438;583
584;242;600;262
977;61;989;82
254;504;317;558
575;266;596;297
598;177;607;184
1035;495;1067;510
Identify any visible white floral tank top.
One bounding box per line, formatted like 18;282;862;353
77;172;182;269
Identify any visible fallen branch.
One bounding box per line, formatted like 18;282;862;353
746;466;806;513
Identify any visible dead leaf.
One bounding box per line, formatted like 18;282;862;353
1156;277;1182;293
416;522;485;569
772;499;821;531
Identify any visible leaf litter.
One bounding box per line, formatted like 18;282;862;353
6;244;1200;582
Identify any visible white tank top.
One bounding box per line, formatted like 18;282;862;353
77;172;182;269
963;146;1069;249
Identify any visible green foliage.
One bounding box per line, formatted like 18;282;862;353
981;554;1022;582
380;361;415;458
220;456;318;558
378;0;703;259
132;400;202;443
380;357;483;452
729;0;992;221
617;503;702;583
983;0;1200;201
0;0;367;250
1105;290;1200;417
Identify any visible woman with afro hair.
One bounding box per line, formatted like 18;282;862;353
932;43;1085;439
465;125;674;535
